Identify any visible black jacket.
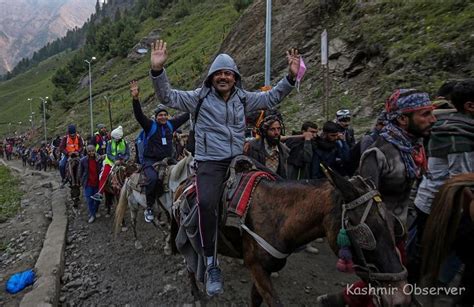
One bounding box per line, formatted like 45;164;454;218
246;138;289;178
133;99;188;161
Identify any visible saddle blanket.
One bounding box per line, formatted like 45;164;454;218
226;171;276;217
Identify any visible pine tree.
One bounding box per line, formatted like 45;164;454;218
95;0;101;14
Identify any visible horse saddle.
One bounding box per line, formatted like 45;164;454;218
130;158;175;193
221;156;276;228
173;156;276;229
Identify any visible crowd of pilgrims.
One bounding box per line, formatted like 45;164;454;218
2;73;473;304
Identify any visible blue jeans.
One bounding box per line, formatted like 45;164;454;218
59;156;68;181
143;159;160;208
84;186;99;217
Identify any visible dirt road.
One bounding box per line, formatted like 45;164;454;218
0;159;58;306
60;195;356;305
1;158;356;306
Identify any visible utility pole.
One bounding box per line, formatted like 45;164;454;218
85;56;97;137
264;0;272;86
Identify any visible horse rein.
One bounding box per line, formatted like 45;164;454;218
341;189;408;284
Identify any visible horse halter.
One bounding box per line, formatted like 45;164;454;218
341;188;408;284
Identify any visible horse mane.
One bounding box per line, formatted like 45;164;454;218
421;173;474;284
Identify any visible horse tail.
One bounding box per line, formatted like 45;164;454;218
421;173;474;284
114;178;130;236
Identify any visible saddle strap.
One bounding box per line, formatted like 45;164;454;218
241;224;289;259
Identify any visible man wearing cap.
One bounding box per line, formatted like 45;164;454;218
130;81;189;224
310;121;350;179
91;125;130;202
59;125;84;184
92;123;109;156
245;115;289;178
335;109;356;148
148;39;299;296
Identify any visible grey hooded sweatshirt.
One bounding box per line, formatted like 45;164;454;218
151;53;294;161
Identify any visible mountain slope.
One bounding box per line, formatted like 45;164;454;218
0;0;96;75
1;0;473;139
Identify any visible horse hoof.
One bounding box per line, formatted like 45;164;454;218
121;227;128;232
135;241;143;249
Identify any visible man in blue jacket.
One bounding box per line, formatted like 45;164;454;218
130;81;189;223
149;39;299;296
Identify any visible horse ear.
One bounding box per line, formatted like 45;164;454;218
324;166;359;202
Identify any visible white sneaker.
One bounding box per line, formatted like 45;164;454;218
144;208;154;223
305;245;320;254
88;216;95;224
90;193;103;202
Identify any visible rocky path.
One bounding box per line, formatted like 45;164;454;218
0;159;59;306
1;158;357;306
60;197;356;305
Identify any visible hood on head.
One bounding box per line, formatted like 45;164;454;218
205;53;242;88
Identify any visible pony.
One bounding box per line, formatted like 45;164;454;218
173;165;410;306
47;147;60;170
113;151;195;251
66;154;81;208
102;160;138;217
421;173;474;305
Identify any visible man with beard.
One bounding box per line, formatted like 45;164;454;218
149;40;299;296
359;89;435;225
318;89;435;307
310;121;350;179
318;89;435;306
246;115;289;178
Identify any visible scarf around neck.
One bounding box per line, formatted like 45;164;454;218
380;123;426;179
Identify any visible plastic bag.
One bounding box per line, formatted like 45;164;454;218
6;269;35;294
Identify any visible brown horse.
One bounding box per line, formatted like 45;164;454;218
421;173;474;305
175;167;410;306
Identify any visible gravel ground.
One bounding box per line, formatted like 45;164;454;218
60;200;357;306
0;159;57;306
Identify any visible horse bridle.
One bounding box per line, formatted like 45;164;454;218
341;188;408;284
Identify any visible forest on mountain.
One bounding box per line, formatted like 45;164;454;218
0;0;472;139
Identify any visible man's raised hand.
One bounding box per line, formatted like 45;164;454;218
286;48;300;80
130;80;139;99
151;40;168;71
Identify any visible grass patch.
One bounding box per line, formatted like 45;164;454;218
0;165;22;223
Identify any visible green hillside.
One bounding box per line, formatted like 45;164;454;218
1;0;473;140
0;0;241;139
0;53;73;137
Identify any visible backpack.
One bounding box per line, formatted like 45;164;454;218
135;120;173;164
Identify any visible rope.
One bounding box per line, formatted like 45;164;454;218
241;224;289;259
